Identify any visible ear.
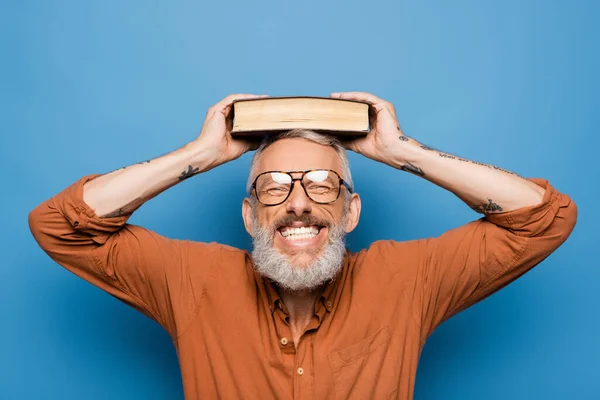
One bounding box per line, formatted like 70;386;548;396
344;193;361;233
242;197;255;236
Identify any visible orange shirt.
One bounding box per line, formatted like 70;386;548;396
28;175;577;400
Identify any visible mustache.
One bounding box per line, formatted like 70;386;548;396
272;215;331;231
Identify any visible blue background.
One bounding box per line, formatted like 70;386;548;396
1;0;598;398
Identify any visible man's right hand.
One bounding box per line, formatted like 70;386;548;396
194;94;269;167
82;93;268;217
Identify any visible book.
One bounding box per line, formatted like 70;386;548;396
230;96;370;137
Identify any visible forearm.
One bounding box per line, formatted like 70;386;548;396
384;138;545;213
83;140;218;217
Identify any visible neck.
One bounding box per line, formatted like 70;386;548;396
279;287;323;317
278;286;324;345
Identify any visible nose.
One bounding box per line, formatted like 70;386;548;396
285;180;312;217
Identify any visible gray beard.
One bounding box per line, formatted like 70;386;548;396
251;216;347;291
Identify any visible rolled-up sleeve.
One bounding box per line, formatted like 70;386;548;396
415;178;577;340
28;175;218;338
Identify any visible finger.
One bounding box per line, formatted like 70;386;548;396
331;91;391;114
209;94;269;117
245;139;261;151
233;137;261;152
220;93;269;107
225;105;234;131
331;91;381;104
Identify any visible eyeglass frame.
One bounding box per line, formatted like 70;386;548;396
250;169;354;206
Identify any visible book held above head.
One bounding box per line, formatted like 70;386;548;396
231;96;371;137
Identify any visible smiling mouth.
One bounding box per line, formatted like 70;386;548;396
278;225;323;241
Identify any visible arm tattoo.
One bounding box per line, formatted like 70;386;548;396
404;139;521;178
107;166;127;174
472;199;503;213
400;161;425;176
102;197;145;218
439;152;456;160
179;165;200;181
107;159;151;174
435;152;520;177
103;208;125;218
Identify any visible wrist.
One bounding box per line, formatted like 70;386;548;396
181;140;223;172
378;137;423;169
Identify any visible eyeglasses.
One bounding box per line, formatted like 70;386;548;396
251;169;353;206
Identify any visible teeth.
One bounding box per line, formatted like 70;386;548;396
285;233;317;241
281;226;319;239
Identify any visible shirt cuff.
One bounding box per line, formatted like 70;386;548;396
54;174;131;238
483;178;572;237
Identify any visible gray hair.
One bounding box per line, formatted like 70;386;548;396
246;129;354;195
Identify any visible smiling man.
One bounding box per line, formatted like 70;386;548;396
29;93;577;399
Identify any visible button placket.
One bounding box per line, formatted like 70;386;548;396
272;307;295;355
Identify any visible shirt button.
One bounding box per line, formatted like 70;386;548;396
280;337;288;346
297;367;304;376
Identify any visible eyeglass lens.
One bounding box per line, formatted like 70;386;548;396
255;170;340;205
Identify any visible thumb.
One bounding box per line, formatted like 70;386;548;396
235;137;261;152
246;139;261;151
339;138;359;153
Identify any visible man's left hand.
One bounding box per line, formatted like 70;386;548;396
330;92;408;164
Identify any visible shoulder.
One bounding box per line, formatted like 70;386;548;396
348;239;429;277
182;241;248;260
353;239;427;260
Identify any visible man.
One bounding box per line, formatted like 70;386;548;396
29;92;577;399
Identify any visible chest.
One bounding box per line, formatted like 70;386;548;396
176;284;422;399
